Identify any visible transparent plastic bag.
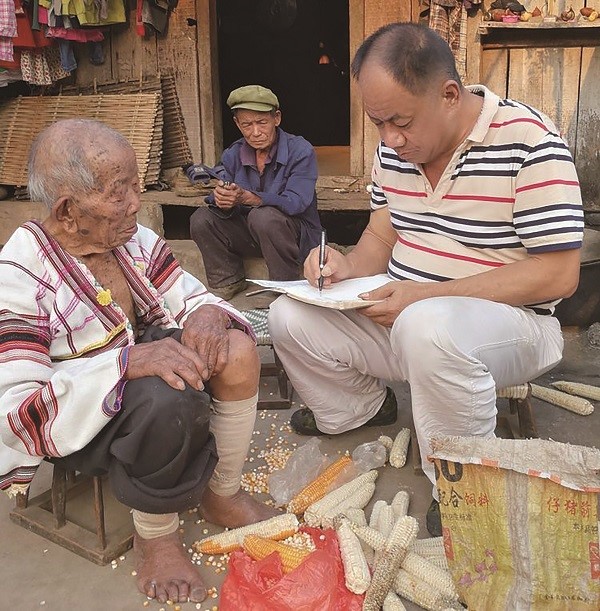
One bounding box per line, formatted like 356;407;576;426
352;440;387;472
268;438;330;506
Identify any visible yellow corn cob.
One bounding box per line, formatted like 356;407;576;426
363;515;419;611
394;568;456;611
336;518;372;594
551;380;600;402
312;481;377;528
391;490;410;518
531;383;594;415
242;534;311;574
383;591;408;611
390;428;411;468
304;469;378;526
402;551;458;601
286;455;352;515
369;499;387;529
193;513;299;554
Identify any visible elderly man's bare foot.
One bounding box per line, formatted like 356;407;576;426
135;532;207;604
199;488;280;528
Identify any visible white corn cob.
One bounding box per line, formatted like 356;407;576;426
349;522;386;551
390;428;411;468
369;499;387;529
531;383;594;415
409;537;448;571
383;591;407;611
318;482;376;528
551;380;600;402
304;470;378;526
340;507;374;565
394;568;456;611
377;504;396;538
363;516;419;611
193;513;299;554
343;507;367;525
378;435;394;461
336;518;372;594
402;551;458;600
391;490;410;518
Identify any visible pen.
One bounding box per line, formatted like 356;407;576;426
318;229;327;295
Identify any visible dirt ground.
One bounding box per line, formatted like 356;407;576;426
1;323;599;611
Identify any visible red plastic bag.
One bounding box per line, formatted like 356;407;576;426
220;527;364;611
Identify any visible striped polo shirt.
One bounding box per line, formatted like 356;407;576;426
370;85;584;315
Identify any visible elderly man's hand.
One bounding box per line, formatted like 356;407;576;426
180;304;231;380
125;338;207;391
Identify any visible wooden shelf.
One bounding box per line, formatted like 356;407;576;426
479;19;600;48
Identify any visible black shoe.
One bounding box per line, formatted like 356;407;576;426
289;387;398;436
426;499;442;537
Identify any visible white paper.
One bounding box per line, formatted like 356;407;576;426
247;275;391;310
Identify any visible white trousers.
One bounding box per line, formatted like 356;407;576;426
268;295;563;484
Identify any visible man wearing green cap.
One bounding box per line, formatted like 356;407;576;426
190;84;323;300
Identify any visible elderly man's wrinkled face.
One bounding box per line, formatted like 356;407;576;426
233;109;281;152
70;146;141;251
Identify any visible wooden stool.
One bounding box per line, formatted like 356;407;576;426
411;383;537;475
9;463;133;565
242;308;293;410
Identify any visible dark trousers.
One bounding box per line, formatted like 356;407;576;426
189;205;302;289
52;327;218;514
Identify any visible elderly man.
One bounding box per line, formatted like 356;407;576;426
190;84;323;300
0;119;277;604
269;23;584;535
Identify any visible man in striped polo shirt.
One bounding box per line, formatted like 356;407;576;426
269;22;584;534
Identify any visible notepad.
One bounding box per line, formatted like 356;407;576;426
247;275;391;310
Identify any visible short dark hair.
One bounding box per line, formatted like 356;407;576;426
351;22;461;95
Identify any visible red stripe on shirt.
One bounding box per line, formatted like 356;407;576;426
489;117;547;130
442;193;515;204
516;179;580;194
397;235;506;267
383;185;428;198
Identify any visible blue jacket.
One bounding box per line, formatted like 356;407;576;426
206;128;322;260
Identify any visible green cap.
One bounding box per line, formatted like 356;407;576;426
226;85;279;113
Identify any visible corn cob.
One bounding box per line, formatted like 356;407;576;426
336;518;372;594
286;454;352;515
242;534;311;574
193;513;299;554
409;538;448;571
551;380;600;402
496;384;529;400
349;522;386;551
383;591;408;611
394;568;455;611
304;469;378;526
402;551;458;600
315;482;377;528
378;435;394;461
377;504;396;538
363;515;419;611
391;490;410;518
531;383;594;415
339;508;374;565
369;499;387;529
389;428;411;468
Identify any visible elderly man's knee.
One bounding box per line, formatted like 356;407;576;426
247;206;288;234
224;328;260;377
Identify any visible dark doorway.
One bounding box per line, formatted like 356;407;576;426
217;0;350;150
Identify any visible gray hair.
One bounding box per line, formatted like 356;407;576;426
28;119;131;209
351;22;461;95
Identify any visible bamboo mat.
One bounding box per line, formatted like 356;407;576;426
0;93;162;190
60;74;193;170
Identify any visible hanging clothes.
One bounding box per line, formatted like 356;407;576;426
0;0;18;62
